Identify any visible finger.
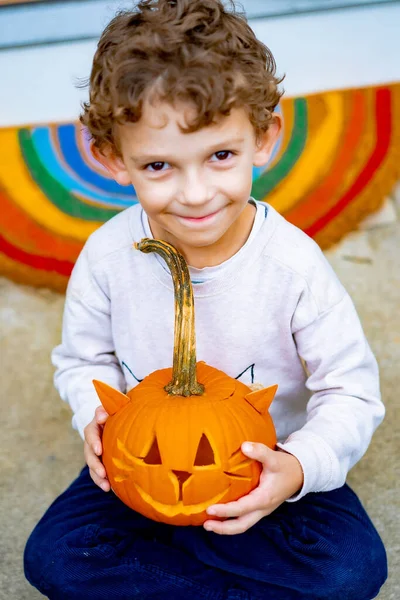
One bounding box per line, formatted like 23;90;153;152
85;423;103;456
204;510;265;535
95;406;109;424
241;442;278;468
206;487;265;518
84;442;107;479
89;468;111;492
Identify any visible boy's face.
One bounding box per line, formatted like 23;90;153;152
96;100;280;265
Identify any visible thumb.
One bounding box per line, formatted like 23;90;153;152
95;406;109;423
241;442;277;467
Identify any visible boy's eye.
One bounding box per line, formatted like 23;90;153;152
212;151;233;161
145;161;169;172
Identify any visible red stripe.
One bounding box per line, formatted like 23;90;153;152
305;88;392;238
0;233;74;276
0;187;82;260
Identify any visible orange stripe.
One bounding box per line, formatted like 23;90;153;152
0;187;82;261
307;87;393;236
285;89;366;228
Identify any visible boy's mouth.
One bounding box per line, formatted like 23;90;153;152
176;209;221;224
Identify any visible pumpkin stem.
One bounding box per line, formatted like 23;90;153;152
135;238;204;397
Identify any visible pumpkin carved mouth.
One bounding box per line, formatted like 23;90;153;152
111;437;254;518
133;482;230;517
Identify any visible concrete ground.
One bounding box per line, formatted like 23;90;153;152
1;210;399;599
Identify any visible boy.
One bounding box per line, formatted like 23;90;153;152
24;0;387;598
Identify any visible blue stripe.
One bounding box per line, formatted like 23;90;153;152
252;105;283;180
31;127;137;208
57;124;136;198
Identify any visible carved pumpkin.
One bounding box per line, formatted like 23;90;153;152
93;239;277;526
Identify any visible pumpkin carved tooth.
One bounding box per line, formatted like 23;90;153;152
93;239;278;526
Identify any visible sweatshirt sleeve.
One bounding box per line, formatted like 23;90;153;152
277;289;384;501
51;245;126;440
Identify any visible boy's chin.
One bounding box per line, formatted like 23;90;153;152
156;225;225;247
174;230;227;249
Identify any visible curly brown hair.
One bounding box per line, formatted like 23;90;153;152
80;0;284;153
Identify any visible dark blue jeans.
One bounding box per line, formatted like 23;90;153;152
24;466;387;600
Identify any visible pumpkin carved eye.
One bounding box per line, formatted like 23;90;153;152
194;434;215;466
143;437;162;465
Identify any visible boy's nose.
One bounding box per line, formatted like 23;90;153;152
179;171;212;206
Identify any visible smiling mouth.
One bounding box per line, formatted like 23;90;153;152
134;483;229;517
177;209;221;222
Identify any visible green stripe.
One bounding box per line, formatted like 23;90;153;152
251;98;308;200
18;129;120;222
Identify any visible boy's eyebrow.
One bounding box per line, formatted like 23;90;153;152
130;137;246;164
204;137;246;153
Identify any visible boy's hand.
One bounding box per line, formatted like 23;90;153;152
83;406;111;492
203;442;304;535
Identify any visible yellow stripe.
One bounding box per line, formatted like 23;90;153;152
0;128;101;241
267;92;344;213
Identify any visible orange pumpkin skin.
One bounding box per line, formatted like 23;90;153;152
95;363;277;526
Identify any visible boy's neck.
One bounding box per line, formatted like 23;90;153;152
148;202;257;269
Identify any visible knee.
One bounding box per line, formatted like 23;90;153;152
24;521;92;595
24;521;54;594
323;532;387;600
25;521;128;598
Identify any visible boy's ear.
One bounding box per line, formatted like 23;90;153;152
90;142;132;186
253;113;283;167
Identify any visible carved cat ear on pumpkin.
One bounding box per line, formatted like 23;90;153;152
92;380;130;416
244;384;278;415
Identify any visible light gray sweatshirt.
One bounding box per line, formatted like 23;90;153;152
52;200;384;501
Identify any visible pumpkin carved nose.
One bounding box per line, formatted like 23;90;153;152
172;470;192;485
172;470;192;501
